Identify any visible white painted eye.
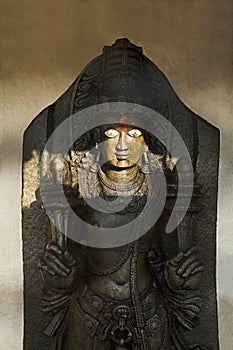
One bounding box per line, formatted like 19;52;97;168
105;129;119;138
127;129;142;138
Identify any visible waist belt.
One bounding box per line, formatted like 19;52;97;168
70;281;166;347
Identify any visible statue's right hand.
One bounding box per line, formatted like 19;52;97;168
38;243;78;292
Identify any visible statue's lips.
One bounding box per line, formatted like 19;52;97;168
115;153;130;160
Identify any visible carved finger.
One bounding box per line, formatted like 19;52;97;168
182;260;201;278
38;259;55;276
183;247;197;258
40;264;56;276
177;255;198;275
182;308;197;318
64;249;76;265
171;252;184;266
45;259;69;277
47;254;70;274
182;303;200;314
47;243;63;255
190;265;205;275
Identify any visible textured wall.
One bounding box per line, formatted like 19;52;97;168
0;0;232;349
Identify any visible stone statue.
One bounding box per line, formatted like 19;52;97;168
22;39;219;350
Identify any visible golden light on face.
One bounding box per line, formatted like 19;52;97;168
101;121;145;168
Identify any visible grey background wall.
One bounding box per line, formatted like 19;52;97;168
0;1;232;348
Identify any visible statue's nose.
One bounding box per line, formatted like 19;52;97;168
116;131;129;152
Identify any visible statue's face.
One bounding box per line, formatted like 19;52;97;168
100;121;145;168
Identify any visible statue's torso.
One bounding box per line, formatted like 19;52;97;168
87;249;152;300
66;170;172;349
77;192;159;300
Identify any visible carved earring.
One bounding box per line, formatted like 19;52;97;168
141;145;151;174
90;143;100;173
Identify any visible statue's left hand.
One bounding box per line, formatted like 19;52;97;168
164;248;204;292
38;242;78;292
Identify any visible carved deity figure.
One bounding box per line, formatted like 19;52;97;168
22;38;219;350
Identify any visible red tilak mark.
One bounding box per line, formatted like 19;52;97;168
119;115;129;132
120;115;128;124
